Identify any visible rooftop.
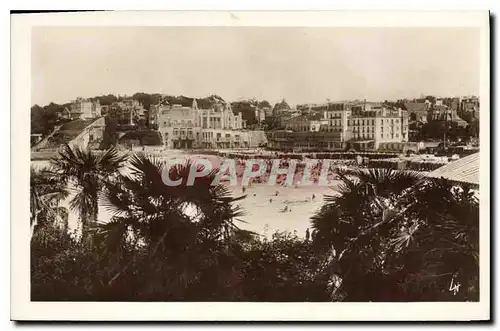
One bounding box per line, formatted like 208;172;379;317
427;152;479;186
404;102;429;112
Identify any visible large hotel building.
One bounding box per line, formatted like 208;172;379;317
268;102;410;152
151;99;266;149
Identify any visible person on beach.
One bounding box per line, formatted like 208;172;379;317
275;190;279;196
283;205;288;212
242;186;246;193
312;194;316;200
269;198;272;203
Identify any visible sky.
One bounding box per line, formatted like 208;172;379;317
32;27;480;107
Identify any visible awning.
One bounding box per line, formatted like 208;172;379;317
427;152;479;186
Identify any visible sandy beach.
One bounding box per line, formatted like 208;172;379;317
31;149;341;238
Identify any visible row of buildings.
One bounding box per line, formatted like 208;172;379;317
268;103;410;152
59;98;102;120
403;96;479;125
54;94;479;152
266;95;479;152
58;98;148;124
55;96;267;149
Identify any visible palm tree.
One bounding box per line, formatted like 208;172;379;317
95;154;249;300
30;166;69;238
50;144;127;240
310;168;424;301
388;178;479;301
311;167;479;301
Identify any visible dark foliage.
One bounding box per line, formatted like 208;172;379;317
31;161;480;302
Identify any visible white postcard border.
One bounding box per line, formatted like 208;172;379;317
11;10;490;321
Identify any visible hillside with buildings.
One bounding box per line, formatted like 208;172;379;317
31;92;480;156
267;96;479;154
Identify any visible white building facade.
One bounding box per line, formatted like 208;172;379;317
70;98;101;120
156;99;254;149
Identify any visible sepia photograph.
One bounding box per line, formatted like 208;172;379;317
11;11;490;321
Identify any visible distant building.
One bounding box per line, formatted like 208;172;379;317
404;102;429;123
198;99;244;130
284;113;325;132
108;99;146;126
443;97;461;111
69;98;101;120
254;106;267;124
267;130;344;151
59;107;71;120
154;98;246;148
459;96;480;122
430;104;468;127
323;103;352;142
268;105;409;152
148;105;159;128
349;107;409;150
276;112;293;129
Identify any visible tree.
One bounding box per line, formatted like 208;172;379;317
99;116;120;149
95;154;250;300
311;168;479;301
466;120;479;139
239;231;330;301
30;167;69;238
231;101;258;126
310;168;425;301
388;179;479;301
132;92;162;110
30;103;64;136
50;144;127;240
273;99;291;114
263;115;282;131
258;100;272;109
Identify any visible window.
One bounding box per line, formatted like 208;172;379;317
362;119;365;125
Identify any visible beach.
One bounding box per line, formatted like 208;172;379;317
31;149;340;238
